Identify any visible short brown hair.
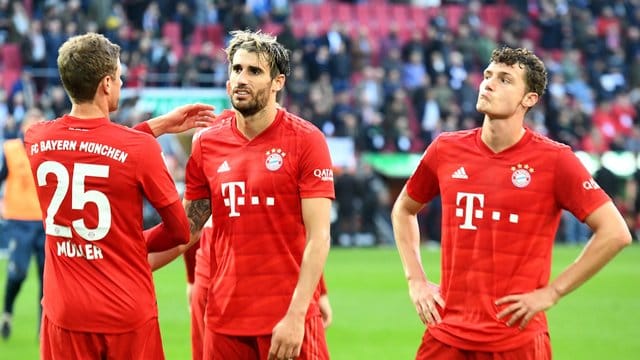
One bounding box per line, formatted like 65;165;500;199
57;32;120;103
490;47;547;97
225;30;290;79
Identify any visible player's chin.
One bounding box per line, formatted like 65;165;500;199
476;99;493;111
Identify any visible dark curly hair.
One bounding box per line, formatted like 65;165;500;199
490;47;547;97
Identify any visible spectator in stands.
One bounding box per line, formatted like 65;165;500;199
173;2;196;45
0;0;10;44
43;18;64;80
142;1;161;37
20;20;46;73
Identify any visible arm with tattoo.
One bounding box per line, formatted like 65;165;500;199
147;199;209;271
183;198;212;235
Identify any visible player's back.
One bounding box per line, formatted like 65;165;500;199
25;115;177;333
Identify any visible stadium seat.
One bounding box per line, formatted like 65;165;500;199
334;2;353;24
408;5;429;31
355;3;372;32
204;24;225;47
468;71;483;89
24;0;33;16
261;21;283;36
162;21;182;48
291;3;316;24
1;69;21;94
317;2;334;33
390;4;409;23
1;44;22;71
445;4;466;33
524;26;541;43
480;5;514;30
371;2;388;21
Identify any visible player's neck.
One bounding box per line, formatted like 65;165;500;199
235;105;278;140
69;102;110;120
480;117;525;153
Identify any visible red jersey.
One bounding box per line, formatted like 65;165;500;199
184;109;335;335
405;128;610;351
194;217;213;284
25;116;181;333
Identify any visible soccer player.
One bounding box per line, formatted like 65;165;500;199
183;30;334;360
185;220;334;360
0;109;47;340
24;32;214;359
391;47;632;359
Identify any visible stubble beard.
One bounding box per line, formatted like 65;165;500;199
231;88;269;117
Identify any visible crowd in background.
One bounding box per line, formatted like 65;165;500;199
1;0;639;245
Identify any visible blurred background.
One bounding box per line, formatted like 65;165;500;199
1;0;640;249
0;1;640;359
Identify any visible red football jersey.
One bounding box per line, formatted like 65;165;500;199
185;109;335;335
405;128;610;351
25;115;180;333
194;217;213;284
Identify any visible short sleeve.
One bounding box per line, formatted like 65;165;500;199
132;121;154;136
184;136;211;201
405;136;440;204
138;137;180;208
298;129;335;199
554;148;610;221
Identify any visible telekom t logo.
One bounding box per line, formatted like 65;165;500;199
222;181;245;217
221;181;275;217
455;192;519;229
456;192;484;230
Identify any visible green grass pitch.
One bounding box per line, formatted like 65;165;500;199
0;244;638;359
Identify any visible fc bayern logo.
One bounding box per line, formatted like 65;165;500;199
511;169;531;188
265;148;286;171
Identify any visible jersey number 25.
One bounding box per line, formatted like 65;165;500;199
36;161;112;241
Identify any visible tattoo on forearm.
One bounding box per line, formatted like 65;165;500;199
186;199;211;234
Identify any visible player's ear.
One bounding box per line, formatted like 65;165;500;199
272;74;285;92
521;92;538;108
100;75;111;95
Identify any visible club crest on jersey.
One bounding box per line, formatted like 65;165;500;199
511;163;534;188
265;148;286;171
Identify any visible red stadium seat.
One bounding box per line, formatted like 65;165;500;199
371;2;388;21
480;4;514;29
390;4;409;23
292;3;316;24
445;4;466;33
261;21;283;36
334;2;353;24
524;26;541;43
355;3;371;21
408;5;429;31
204;24;225;47
1;69;20;94
1;44;22;71
24;0;33;16
317;2;334;33
162;21;182;53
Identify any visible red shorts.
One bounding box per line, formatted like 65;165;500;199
40;315;164;360
416;330;551;360
190;281;208;360
203;315;329;360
